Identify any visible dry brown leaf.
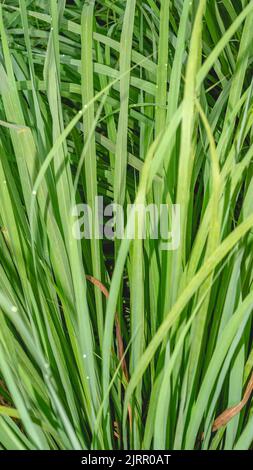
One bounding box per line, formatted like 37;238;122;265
85;274;132;432
212;370;253;432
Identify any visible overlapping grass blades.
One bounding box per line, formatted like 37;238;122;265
0;0;253;450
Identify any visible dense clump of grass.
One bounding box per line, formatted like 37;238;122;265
0;0;253;450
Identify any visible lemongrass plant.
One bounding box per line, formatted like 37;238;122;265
0;0;253;450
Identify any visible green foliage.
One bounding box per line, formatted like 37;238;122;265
0;0;253;450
